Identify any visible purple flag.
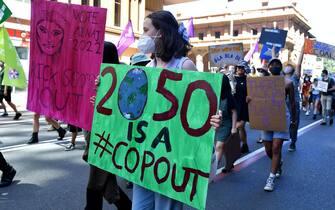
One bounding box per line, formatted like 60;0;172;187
186;17;194;38
117;20;135;56
244;41;259;62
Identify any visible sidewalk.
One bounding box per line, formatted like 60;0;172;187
9;89;27;112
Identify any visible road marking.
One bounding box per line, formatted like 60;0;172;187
215;119;323;177
0;119;34;125
0;135;85;152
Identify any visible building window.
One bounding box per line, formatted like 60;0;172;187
198;33;204;40
233;30;239;36
228;0;234;2
215;31;221;39
252;28;258;35
262;2;268;7
15;47;28;60
115;0;121;27
94;0;100;7
81;0;89;5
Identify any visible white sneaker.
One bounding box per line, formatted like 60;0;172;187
305;111;310;116
65;143;75;151
264;176;275;192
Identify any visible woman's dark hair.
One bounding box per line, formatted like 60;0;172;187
147;10;192;62
103;42;119;64
220;74;232;100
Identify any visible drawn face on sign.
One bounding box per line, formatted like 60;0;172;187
36;19;64;56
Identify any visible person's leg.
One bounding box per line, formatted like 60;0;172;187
65;125;77;151
132;184;155;210
45;117;66;140
263;141;273;159
321;95;327;124
239;122;249;153
0;152;16;188
0;100;7;116
155;192;183;210
271;139;283;174
28;113;40;144
85;188;103;210
114;187;132;210
289;103;300;152
327;96;333;125
215;141;225;165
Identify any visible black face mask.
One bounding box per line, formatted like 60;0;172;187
269;67;282;75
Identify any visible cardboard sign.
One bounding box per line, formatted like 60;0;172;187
209;43;243;67
304;39;335;60
303;69;313;76
0;27;27;88
27;0;107;130
259;28;288;48
247;76;287;132
88;64;222;210
316;81;328;92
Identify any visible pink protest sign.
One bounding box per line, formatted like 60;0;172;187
27;0;107;131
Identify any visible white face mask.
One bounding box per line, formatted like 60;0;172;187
138;35;156;54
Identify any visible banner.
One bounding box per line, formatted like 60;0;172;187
88;64;222;210
304;39;335;60
209;43;243;67
247;76;287;132
0;27;27;88
27;0;107;130
259;28;287;48
116;20;135;56
186;17;194;38
0;0;11;24
244;41;259;62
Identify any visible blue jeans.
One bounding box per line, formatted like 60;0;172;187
132;185;183;210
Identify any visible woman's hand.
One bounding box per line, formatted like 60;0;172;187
94;75;100;91
246;96;252;103
210;110;222;130
231;128;237;134
90;96;96;106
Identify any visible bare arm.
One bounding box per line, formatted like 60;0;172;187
295;42;305;78
182;59;197;71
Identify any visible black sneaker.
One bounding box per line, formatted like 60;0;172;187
241;143;249;154
13;112;22;120
0;166;16;188
1;112;8;117
57;127;67;140
321;121;327;125
330;119;333;125
313;114;316;120
288;142;296;152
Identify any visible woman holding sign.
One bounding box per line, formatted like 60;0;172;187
252;58;297;192
132;10;221;210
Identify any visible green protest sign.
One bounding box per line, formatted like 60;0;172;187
88;64;222;209
0;27;26;88
0;0;11;24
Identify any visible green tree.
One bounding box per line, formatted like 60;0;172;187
324;58;335;72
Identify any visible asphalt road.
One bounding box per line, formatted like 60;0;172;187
1;110;334;210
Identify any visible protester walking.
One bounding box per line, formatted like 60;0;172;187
320;70;335;125
234;60;250;154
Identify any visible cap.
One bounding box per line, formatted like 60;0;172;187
236;60;251;74
268;58;282;67
130;53;151;65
